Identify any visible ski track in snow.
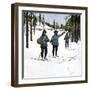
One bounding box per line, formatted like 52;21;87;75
24;26;82;79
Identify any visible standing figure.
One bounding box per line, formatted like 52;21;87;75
64;31;70;48
37;30;49;60
50;31;65;57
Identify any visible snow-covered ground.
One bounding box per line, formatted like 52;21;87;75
24;26;82;79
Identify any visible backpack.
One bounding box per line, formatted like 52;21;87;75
37;37;41;44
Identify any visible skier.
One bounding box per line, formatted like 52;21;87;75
64;31;70;48
50;30;65;57
37;30;49;60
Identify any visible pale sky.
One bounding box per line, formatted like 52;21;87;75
34;12;70;25
24;11;70;25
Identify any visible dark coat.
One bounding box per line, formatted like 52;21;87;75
50;32;65;46
37;35;49;47
50;35;60;46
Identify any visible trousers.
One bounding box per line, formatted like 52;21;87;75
52;45;58;56
41;46;47;58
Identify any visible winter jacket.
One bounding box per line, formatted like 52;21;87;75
37;35;49;47
50;35;60;46
50;32;65;46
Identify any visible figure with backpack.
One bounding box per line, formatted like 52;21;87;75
37;30;49;60
50;30;65;57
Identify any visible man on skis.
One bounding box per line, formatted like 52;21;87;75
50;30;65;57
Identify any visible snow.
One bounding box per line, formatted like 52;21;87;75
24;25;82;79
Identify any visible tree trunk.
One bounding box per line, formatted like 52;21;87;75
75;15;77;43
26;12;29;48
71;15;74;42
78;15;80;41
30;13;33;41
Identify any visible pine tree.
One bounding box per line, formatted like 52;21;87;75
39;13;41;25
72;15;75;42
74;15;80;43
33;14;37;35
53;19;56;30
30;12;33;41
75;15;77;43
23;12;26;24
61;24;64;30
25;12;29;48
28;12;33;41
56;22;59;29
42;15;45;29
